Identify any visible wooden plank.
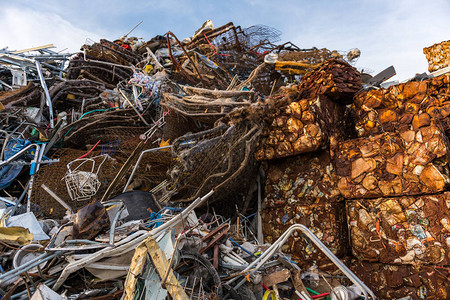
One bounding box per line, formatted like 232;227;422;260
145;237;189;300
262;268;291;287
12;44;55;54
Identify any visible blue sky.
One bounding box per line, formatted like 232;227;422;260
1;0;449;81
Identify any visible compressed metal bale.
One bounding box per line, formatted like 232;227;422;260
353;80;428;137
423;40;450;72
298;59;362;104
353;75;450;137
256;95;347;160
262;202;348;268
347;193;450;265
264;151;342;206
349;260;450;299
332;121;450;199
425;74;450;131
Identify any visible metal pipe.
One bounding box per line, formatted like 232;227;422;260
0;143;39;168
109;203;125;246
26;144;43;212
123;145;173;192
256;173;263;244
0;79;13;90
35;60;54;128
0;129;10;161
45;222;73;250
0;197;18;206
227;224;376;300
9;181;30;216
41;184;74;213
0;252;60;284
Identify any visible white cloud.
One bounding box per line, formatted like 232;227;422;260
0;6;102;53
284;0;450;81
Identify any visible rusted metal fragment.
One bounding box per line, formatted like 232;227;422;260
72;200;110;240
349;260;450;299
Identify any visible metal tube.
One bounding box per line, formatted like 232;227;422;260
227;224;376;300
9;181;30;216
0;252;59;284
35;60;54;128
0;129;10;160
109;203;125;246
256;173;263;244
41;184;74;213
123;145;173;192
0;144;39;167
26;144;42;212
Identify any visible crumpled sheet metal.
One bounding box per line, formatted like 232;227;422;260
73;200;110;240
347;193;450;265
353;75;450;137
332;121;450;199
349;260;450;299
256;95;346;161
0;227;33;246
262;202;348;268
264;151;342;206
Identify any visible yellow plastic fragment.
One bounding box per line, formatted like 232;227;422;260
0;227;33;246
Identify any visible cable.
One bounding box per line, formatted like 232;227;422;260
76;140;101;159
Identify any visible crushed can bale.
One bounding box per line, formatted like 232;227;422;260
347;192;450;265
353;74;450;137
298;59;362;104
353;80;428;137
349;260;450;299
423;40;450;72
332;120;450;199
262;202;348;269
264;151;342;205
256;95;347;160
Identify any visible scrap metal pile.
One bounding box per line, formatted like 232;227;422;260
0;19;448;299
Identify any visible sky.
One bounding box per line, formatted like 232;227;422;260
0;0;449;82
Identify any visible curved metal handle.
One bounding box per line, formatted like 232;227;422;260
227;224;376;299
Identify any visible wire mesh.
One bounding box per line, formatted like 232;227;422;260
243;24;282;48
64;154;109;202
32;148;122;218
166;122;261;204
